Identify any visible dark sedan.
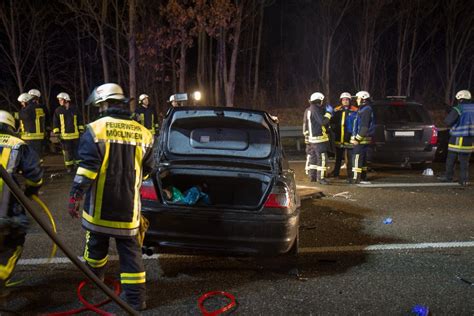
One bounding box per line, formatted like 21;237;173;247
140;107;300;257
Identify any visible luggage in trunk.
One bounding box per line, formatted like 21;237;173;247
158;168;271;209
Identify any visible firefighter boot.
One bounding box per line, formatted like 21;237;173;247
317;171;329;185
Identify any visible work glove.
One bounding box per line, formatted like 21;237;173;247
24;185;40;197
325;104;334;115
68;194;82;219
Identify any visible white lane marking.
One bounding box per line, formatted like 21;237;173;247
17;242;474;266
300;241;474;253
357;182;461;188
296;185;320;189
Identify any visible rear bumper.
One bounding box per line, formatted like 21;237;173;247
142;206;299;256
368;146;437;164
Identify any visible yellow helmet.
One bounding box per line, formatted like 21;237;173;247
0;110;16;129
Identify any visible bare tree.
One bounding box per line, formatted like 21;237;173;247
128;0;137;111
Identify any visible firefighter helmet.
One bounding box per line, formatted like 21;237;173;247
86;83;127;106
28;89;41;98
139;94;149;102
355;91;370;100
309;92;325;102
455;90;471;100
340;92;351;99
17;93;33;103
0;110;16;129
57;92;71;101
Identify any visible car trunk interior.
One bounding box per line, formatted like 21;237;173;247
157;168;272;210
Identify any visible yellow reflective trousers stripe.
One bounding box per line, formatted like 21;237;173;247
0;147;11;196
120;271;146;284
0;246;22;280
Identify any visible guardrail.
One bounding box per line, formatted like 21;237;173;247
279;125;304;151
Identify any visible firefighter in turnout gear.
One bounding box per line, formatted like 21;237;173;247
68;83;154;311
438;90;474;186
330;92;358;179
0;110;43;297
17;92;46;158
53;92;84;172
350;91;375;184
303;92;333;184
134;94;159;135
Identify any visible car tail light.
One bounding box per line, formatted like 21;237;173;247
430;126;438;145
264;187;290;208
140;180;158;201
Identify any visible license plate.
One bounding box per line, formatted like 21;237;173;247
394;131;415;137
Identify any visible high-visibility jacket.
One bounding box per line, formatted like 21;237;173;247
134;105;159;135
445;103;474;153
53;105;84;140
352;104;375;144
18;101;46;140
0;132;43;218
71;109;154;237
303;104;332;144
331;105;358;148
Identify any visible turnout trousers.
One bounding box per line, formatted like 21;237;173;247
333;146;353;179
445;151;471;184
60;139;80;169
352;144;368;183
83;231;146;307
306;142;329;182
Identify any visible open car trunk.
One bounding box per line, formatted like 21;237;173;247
157;167;272;210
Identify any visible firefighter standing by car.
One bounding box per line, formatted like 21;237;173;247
350;90;375;184
330;92;358;179
17;92;45;159
0;110;43;298
303;92;333;184
52;92;84;173
134;94;160;136
68;83;154;311
439;90;474;186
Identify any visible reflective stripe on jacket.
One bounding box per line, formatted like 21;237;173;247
303;105;332;144
0;133;43;217
19;102;45;140
449;103;474;137
134;105;159;135
53;105;84;140
352;105;375;144
73;114;154;237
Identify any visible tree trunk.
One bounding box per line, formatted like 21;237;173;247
224;3;243;107
99;0;109;82
179;41;186;92
253;0;264;104
115;0;122;85
128;0;137;112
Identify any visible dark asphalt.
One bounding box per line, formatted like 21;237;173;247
1;154;473;315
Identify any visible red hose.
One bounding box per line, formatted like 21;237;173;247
44;278;121;316
198;291;237;316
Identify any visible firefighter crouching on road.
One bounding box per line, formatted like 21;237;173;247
303;92;333;185
350;90;375;184
68;83;154;311
17;92;46;159
330;92;358;180
53;92;84;173
438;90;474;186
134;94;160;136
0;110;43;297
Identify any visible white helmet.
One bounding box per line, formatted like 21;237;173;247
57;92;71;101
17;92;33;103
28;89;41;98
340;92;351;99
455;90;471;100
139;94;149;102
309;92;325;102
0;110;16;129
87;83;126;106
355;90;370;100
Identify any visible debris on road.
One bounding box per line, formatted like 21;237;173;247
411;305;430;316
456;275;474;286
383;217;393;225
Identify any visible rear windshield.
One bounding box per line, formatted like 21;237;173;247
373;103;431;124
167;110;273;158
